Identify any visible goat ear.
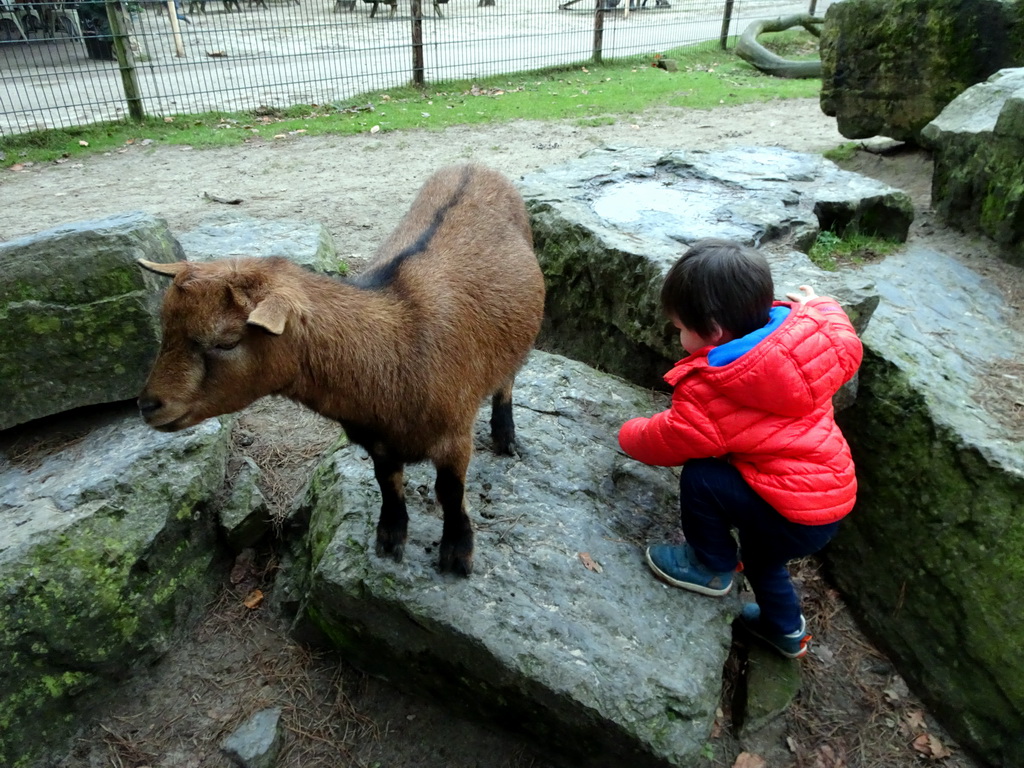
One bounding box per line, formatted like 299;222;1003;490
138;259;188;278
247;295;289;335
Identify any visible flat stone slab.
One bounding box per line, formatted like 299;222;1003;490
519;146;888;388
177;212;345;275
300;350;739;768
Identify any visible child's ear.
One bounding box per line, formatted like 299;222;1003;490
707;323;734;345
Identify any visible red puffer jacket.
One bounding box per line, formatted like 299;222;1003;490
618;297;864;524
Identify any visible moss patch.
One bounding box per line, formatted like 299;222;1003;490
831;348;1024;767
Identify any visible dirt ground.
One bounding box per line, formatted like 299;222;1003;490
3;98;1015;768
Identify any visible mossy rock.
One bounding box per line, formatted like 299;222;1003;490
0;211;184;431
922;67;1024;266
0;417;232;767
831;349;1024;767
820;0;1024;142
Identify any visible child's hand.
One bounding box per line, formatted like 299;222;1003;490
786;285;818;305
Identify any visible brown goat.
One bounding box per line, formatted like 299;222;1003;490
138;164;545;576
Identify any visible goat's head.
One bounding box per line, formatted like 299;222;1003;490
137;258;302;431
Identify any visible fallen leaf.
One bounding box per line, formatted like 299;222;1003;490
242;589;264;609
912;733;952;759
811;745;845;768
577;552;603;573
164;116;174;123
273;133;286;139
78;140;89;146
206;50;227;57
732;752;765;768
9;164;24;171
786;736;799;753
370;125;380;134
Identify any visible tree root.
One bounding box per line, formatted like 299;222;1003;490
735;14;823;79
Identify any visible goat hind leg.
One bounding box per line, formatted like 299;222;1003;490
435;449;474;576
489;375;517;455
372;455;408;562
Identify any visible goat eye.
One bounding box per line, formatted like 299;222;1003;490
213;340;240;352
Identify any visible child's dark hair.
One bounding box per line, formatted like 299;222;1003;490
660;239;774;339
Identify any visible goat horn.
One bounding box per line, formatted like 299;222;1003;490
138;259;188;278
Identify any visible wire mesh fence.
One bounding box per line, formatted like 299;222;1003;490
1;0;829;135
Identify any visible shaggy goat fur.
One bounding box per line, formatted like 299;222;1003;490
138;164;545;575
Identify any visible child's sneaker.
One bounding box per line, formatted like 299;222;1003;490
738;603;812;659
645;543;734;596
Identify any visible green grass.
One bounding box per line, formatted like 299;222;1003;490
808;230;903;271
823;141;860;163
0;34;823;167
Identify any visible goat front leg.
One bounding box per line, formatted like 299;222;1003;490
371;454;408;562
435;442;474;576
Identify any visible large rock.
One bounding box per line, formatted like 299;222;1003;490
921;67;1024;266
831;245;1024;767
819;0;1024;143
519;146;889;389
0;211;182;431
0;410;232;768
299;351;738;768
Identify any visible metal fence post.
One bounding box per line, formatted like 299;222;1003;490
719;0;734;49
105;0;144;123
592;0;605;63
411;0;424;86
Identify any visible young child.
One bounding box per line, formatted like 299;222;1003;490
618;238;863;659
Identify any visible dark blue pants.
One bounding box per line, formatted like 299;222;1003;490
679;458;840;635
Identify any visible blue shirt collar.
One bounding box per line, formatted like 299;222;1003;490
706;305;790;367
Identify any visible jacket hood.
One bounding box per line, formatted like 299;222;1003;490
665;302;846;418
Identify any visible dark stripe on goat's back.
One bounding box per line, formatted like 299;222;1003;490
351;166;474;291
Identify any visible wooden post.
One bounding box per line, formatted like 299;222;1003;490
592;0;604;63
719;0;734;49
411;0;424;86
809;0;818;14
166;0;185;57
105;0;144;122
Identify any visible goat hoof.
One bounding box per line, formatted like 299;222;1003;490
438;547;473;576
492;434;518;456
375;538;405;562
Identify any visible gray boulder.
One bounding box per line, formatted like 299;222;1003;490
831;245;1024;767
921;67;1024;266
819;0;1024;142
219;455;272;551
519;146;888;389
299;350;737;768
0;411;232;768
221;706;284;768
178;212;346;275
0;211;183;431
